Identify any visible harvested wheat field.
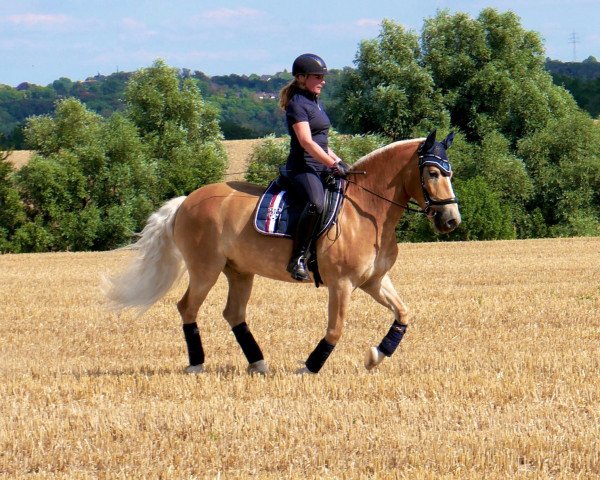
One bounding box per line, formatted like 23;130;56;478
4;140;266;175
1;237;599;478
222;139;274;181
2;150;33;170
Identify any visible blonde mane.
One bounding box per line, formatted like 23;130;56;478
352;138;425;170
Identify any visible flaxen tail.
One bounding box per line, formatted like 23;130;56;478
103;196;187;315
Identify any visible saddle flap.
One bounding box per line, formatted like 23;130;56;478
254;176;345;238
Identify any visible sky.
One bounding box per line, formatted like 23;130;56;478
1;0;599;87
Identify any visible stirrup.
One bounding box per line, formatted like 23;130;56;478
287;257;308;281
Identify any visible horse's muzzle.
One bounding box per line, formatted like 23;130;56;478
431;205;461;234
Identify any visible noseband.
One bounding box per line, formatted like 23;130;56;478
418;149;458;216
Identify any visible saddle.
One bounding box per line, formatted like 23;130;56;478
254;167;346;286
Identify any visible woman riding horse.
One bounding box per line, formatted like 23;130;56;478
279;53;350;281
104;128;461;375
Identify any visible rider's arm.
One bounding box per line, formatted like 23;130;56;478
292;121;339;168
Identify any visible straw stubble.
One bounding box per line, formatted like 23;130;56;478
1;238;598;478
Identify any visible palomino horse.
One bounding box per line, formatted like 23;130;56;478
104;130;461;374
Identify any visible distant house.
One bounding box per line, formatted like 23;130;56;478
256;92;277;100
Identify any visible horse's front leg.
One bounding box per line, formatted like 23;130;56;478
360;273;409;371
298;279;353;374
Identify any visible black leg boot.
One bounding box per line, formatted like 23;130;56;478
287;204;320;281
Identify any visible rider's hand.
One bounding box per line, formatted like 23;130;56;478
331;160;350;178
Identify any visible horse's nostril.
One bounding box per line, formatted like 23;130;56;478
446;218;458;229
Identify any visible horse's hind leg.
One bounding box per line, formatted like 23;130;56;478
223;266;267;375
360;273;409;371
178;266;224;374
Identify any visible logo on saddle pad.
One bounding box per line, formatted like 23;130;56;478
254;177;345;238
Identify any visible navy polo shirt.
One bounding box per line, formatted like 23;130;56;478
285;88;331;173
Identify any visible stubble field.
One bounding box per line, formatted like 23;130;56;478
0;237;599;478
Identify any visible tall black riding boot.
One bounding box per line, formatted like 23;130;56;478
287;204;320;281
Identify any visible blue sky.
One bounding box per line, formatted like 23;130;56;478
1;0;598;87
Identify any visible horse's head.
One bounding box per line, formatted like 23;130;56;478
414;130;461;234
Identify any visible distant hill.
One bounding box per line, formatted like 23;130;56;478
0;70;297;148
545;56;600;80
2;59;599;149
546;57;600;117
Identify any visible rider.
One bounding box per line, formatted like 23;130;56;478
279;53;350;281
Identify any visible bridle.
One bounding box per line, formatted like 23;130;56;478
345;142;459;216
417;149;459;216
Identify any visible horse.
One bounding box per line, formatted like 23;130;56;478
104;129;461;375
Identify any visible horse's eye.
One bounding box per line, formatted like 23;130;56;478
428;170;439;179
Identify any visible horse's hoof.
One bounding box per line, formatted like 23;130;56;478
184;364;205;374
295;366;316;375
364;347;386;371
247;359;268;375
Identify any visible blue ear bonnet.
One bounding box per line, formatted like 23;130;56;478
418;142;452;176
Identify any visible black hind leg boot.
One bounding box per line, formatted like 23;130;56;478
287;203;320;281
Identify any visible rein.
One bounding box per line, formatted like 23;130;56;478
344;174;427;214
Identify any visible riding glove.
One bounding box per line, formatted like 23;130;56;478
331;160;350;178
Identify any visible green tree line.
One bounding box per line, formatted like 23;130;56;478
0;70;294;148
1;50;599;149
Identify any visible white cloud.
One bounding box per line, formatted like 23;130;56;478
121;18;147;30
356;18;381;28
8;13;70;27
310;19;382;38
193;7;265;27
119;17;158;40
202;7;263;20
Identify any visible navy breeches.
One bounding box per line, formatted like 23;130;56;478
288;171;325;214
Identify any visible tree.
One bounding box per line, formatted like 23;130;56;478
333;20;449;139
422;8;579;144
517;111;600;236
52;77;73;96
333;9;598;241
125;59;227;198
449;176;515;241
0;152;26;252
14;98;156;251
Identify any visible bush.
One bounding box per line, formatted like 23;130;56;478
244;132;390;187
15;99;157;251
245;135;289;186
395;213;439;243
328;131;388;164
549;211;600;237
449;176;515;241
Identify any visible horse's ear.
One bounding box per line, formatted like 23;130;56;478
441;131;455;150
422;129;437;152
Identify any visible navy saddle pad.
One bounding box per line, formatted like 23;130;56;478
254;173;345;238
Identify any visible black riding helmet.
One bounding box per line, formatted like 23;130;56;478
292;53;328;76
